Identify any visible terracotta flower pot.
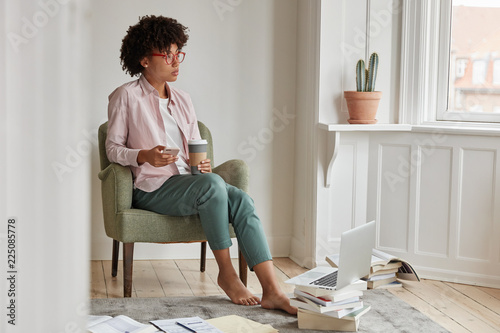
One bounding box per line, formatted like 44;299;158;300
344;91;382;124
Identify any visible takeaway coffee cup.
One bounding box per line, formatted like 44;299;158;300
188;139;208;174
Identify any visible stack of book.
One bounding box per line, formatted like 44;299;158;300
290;281;371;331
364;257;402;289
365;249;420;288
327;249;420;289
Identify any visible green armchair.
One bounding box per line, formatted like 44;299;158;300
98;121;248;297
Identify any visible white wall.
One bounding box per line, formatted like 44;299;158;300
317;0;401;125
89;0;298;260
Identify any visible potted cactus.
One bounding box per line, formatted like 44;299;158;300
344;52;382;124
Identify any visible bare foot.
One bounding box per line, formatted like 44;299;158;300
261;291;298;315
218;271;260;306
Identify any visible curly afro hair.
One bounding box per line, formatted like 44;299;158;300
120;15;189;77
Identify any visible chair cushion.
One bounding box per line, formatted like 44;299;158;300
113;208;236;244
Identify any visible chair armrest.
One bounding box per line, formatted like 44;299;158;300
98;163;134;213
213;159;249;192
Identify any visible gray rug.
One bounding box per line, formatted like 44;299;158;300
90;290;449;332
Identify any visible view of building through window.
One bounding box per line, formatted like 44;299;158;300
449;0;500;115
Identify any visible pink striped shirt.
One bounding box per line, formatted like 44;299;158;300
106;75;201;192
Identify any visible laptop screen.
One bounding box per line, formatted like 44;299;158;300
336;221;376;289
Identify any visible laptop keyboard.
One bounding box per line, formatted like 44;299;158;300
309;271;338;287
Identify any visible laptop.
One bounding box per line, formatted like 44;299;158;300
286;221;376;291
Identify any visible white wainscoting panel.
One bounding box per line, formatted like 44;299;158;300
416;146;452;258
377;143;411;252
457;148;496;262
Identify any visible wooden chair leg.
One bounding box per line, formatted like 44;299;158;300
200;241;207;272
112;239;119;277
123;243;134;298
238;248;248;287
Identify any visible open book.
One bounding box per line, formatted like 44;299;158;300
88;315;159;333
326;248;420;281
206;315;278;333
151;316;223;333
371;249;420;281
89;315;269;333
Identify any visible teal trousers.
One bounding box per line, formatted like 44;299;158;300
132;173;272;270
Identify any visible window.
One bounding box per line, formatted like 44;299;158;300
493;60;500;85
446;1;500;121
456;59;468;78
455;90;463;109
472;60;486;85
400;0;500;124
470;104;484;112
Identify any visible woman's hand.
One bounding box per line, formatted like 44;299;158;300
198;159;212;173
137;145;178;167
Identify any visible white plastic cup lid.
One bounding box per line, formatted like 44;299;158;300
188;139;207;145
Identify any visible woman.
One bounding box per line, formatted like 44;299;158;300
106;15;296;315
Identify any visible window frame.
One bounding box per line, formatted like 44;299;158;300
399;0;500;125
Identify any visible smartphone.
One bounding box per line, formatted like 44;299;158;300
162;147;180;156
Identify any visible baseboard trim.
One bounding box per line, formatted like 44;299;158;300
415;265;500;289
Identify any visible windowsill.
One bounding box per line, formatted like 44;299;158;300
318;122;500;136
318;123;412;132
318;122;412;188
318;120;500;188
412;121;500;136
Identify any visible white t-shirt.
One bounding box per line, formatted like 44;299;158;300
159;98;191;174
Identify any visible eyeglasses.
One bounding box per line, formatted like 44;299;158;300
151;52;186;65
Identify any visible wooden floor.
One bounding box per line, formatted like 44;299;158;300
90;258;500;332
